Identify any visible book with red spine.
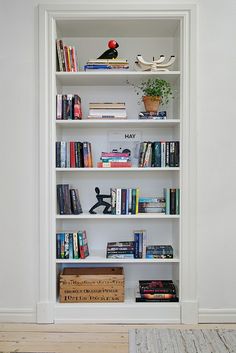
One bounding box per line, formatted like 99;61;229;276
97;161;132;168
70;142;76;168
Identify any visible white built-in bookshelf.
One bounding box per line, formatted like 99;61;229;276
38;4;197;324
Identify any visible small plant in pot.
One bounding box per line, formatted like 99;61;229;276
135;78;173;113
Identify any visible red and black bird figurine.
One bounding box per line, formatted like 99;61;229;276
97;40;119;59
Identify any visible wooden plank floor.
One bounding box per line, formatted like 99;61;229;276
0;323;236;353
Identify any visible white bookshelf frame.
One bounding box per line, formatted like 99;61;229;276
38;3;197;324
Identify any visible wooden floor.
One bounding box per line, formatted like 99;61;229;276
0;323;236;353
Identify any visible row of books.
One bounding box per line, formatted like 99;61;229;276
146;245;173;259
57;185;82;215
138;141;180;168
56;141;93;168
56;231;89;259
84;58;129;71
136;280;178;302
164;188;180;215
56;40;78;72
139;197;166;214
56;94;82;120
110;188;139;215
97;152;131;168
88;102;127;119
138;111;167;120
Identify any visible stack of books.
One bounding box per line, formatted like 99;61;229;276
110;188;139;215
136;280;178;302
146;245;173;259
57;184;83;215
84;59;129;71
56;231;89;259
138;111;167;120
97;152;132;168
56;141;93;168
56;39;78;72
106;241;134;259
88;102;127;119
139;197;166;214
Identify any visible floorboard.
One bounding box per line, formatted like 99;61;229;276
0;324;235;353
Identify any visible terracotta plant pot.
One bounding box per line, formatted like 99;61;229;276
143;96;161;113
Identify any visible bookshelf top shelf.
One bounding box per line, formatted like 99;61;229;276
56;71;180;86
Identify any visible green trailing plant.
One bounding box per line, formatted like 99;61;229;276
135;78;173;105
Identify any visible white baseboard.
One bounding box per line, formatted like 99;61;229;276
199;309;236;323
181;300;198;324
0;308;36;323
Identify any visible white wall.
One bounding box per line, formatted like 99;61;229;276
0;0;235;323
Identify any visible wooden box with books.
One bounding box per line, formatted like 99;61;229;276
59;267;124;303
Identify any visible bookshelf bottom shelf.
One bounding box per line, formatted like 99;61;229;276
55;288;180;323
54;301;180;323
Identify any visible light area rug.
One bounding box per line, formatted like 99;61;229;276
129;328;236;353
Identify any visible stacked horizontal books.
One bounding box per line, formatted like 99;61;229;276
84;59;129;71
136;280;178;302
97;152;132;168
56;94;82;120
139;197;166;214
56;39;78;72
110;188;139;215
146;245;173;259
56;231;89;259
56;141;93;168
138;111;167;120
106;241;134;259
138;141;180;167
57;184;83;215
88;102;127;119
164;188;180;215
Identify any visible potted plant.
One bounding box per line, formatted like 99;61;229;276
135;78;173;113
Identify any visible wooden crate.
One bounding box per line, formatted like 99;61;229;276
59;267;124;303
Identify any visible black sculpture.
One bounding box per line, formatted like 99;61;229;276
89;187;111;214
97;40;119;60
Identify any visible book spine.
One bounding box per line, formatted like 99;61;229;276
116;188;121;215
60;233;65;259
56;142;61;167
69;233;74;259
174;141;180;167
56;94;62;120
169;141;175;167
131;189;136;215
134;232;139;259
110;188;116;215
56;233;61;258
176;188;180;215
152;142;161;167
164;188;170;215
121;189;127;215
57;185;64;214
60;141;66;168
70;142;75;168
166;142;170;167
161;142;166;167
142;230;147;258
135;188;140;214
83;142;89;167
73;232;79;258
64;233;69;259
56;40;63;71
59;40;66;71
78;231;85;259
170;188;176;214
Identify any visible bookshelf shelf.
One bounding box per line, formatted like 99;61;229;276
56;70;181;86
56;213;180;219
56;167;180;172
56;257;180;264
56;119;180;128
